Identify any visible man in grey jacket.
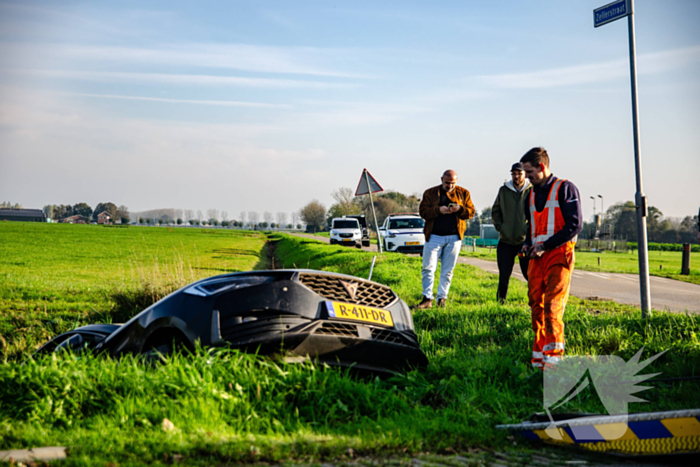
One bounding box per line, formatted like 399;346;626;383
492;162;531;303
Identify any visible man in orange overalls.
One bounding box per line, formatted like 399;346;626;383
520;148;583;369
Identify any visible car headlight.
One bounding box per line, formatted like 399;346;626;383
330;230;337;235
387;231;397;238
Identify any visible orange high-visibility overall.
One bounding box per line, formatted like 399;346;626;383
527;177;575;369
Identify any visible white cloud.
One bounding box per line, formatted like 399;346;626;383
480;45;700;89
65;92;292;109
0;42;374;79
12;69;358;89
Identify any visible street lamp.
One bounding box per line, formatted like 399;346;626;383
597;194;604;219
590;196;596;217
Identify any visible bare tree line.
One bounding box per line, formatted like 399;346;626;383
130;207;303;229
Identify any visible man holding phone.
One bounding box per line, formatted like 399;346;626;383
414;169;475;309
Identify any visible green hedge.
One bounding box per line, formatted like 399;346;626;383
628;241;700;252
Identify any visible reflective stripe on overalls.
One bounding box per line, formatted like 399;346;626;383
527;177;575;369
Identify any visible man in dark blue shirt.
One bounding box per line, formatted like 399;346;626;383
520;147;583;369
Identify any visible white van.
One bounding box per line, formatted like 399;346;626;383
329;217;363;248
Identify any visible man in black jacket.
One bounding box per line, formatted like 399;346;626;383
492;162;531;303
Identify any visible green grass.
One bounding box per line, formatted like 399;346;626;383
461;246;700;285
0;222;268;360
0;225;699;465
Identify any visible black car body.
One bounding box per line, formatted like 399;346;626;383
36;270;428;374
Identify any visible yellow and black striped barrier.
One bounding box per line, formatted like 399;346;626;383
497;409;700;455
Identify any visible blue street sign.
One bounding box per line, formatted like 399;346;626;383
594;0;631;28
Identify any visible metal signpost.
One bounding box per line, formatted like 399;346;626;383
355;168;384;253
594;0;651;317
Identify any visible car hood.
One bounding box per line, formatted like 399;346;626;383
388;230;424;235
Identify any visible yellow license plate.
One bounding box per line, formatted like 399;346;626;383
405;241;420;245
325;301;393;327
342;238;353;242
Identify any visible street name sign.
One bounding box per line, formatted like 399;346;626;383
594;0;631;27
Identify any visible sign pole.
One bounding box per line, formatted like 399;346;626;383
594;0;651;317
364;170;383;254
627;0;651;317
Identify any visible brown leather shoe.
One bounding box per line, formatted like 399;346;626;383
437;298;447;308
412;296;433;310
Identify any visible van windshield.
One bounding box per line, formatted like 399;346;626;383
333;220;359;229
389;218;424;229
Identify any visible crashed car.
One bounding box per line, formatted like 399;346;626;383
35;270;428;374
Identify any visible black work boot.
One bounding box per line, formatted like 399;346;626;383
412;296;433;310
437;298;447;308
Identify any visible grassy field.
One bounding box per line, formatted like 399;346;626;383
460;245;700;285
0;222;268;361
1;224;699;465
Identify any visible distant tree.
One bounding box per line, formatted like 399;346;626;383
221;211;228;221
116;205;129;224
479;207;493;225
222;220;230;227
276;212;288;226
71;203;93;219
189;220;195;225
42;205;55;219
248;211;259;225
287;223;293;229
297;224;302;230
329;187;362;218
300;200;327;233
184;210;194;222
263;211;273;224
239;211;247;224
139;217;145;224
52;204;72;220
291;211;300;228
177;218;183;225
211;219;219;226
207;209;219;222
197;210;203;221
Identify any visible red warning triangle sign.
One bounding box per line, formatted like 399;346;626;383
355;169;384;196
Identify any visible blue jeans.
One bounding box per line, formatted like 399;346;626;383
421;234;461;300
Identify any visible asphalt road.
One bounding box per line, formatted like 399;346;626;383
289;233;700;314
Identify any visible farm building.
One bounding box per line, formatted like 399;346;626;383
97;211;112;225
0;208;47;222
60;215;88;224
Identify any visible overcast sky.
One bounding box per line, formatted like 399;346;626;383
1;0;698;221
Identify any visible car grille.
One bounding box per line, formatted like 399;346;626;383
339;233;353;238
313;322;358;337
371;328;411;345
219;315;309;344
298;273;397;308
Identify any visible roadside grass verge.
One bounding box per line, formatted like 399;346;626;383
0;223;267;360
461;246;700;285
0;230;698;465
